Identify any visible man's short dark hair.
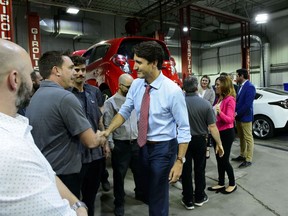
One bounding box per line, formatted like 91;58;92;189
133;41;164;70
39;51;65;79
70;55;86;66
183;76;198;93
220;72;228;77
236;68;248;79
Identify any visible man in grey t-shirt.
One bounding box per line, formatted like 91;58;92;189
26;51;106;198
181;76;223;210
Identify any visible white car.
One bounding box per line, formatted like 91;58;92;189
253;87;288;139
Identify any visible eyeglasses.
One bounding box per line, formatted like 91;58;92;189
74;68;86;72
121;84;131;89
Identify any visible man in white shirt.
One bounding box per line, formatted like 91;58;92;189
0;38;87;216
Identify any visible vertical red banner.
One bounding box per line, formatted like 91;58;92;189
28;12;41;71
0;0;14;41
179;7;192;81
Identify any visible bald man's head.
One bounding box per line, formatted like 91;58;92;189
118;74;134;96
0;39;32;81
0;39;33;115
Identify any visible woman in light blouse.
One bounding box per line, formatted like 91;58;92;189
208;76;237;194
198;75;215;159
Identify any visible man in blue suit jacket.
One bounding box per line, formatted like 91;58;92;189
232;68;256;168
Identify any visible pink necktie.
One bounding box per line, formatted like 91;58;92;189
138;85;151;147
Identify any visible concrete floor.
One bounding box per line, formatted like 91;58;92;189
94;138;288;216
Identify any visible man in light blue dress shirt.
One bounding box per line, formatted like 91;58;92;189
103;41;191;216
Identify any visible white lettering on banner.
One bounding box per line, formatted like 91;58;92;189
0;0;11;40
0;0;9;6
31;27;40;70
187;39;192;74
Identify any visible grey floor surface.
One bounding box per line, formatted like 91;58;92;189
94;138;288;216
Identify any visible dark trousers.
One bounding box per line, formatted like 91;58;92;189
182;135;207;202
80;158;105;216
213;128;235;186
111;139;141;207
58;173;81;199
139;138;177;216
101;160;109;183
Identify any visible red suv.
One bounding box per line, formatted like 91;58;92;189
82;36;181;98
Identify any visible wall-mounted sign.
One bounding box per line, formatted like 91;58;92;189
0;0;14;41
28;13;41;71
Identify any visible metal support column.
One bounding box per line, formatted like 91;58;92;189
179;6;192;81
241;21;251;78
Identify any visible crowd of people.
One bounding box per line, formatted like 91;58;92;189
0;38;256;216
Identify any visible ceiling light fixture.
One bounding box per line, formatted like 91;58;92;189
66;7;79;14
255;13;268;24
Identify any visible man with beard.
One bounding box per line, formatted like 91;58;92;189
17;70;43;115
26;51;106;199
31;70;43;93
103;74;142;216
0;39;88;215
70;55;107;216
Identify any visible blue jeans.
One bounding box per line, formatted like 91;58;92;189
139;138;177;216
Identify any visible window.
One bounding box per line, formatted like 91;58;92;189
88;45;110;64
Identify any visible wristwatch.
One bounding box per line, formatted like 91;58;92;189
177;156;186;164
71;201;88;211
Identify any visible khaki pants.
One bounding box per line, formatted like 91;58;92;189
236;121;254;162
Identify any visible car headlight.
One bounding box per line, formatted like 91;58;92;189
268;99;288;109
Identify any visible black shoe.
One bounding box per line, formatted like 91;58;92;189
232;156;246;162
102;180;111;192
181;198;194;210
114;205;124;216
238;161;252;168
221;185;237;194
207;185;225;191
195;195;209;207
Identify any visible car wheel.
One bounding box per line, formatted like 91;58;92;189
252;116;274;139
102;89;112;101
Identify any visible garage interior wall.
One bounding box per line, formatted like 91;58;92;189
13;3;127;53
12;3;288;89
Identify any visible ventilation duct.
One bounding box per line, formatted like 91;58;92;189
40;17;100;39
201;16;220;31
164;27;176;40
